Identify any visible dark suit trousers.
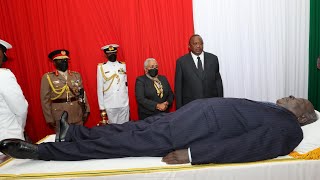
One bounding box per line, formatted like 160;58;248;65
38;114;174;160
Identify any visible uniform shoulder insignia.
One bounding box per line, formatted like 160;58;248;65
98;63;104;66
70;71;80;75
118;61;125;64
45;72;55;77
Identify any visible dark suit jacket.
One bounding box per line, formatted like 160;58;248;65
175;52;223;109
135;75;174;119
39;98;302;165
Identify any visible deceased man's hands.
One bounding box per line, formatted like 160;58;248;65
162;149;190;164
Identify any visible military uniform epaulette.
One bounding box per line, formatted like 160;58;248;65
118;61;125;64
48;71;59;76
98;63;105;66
48;70;79;76
70;71;79;74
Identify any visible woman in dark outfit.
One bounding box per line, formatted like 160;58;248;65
135;58;174;119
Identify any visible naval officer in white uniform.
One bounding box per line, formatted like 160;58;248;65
97;44;129;124
0;39;28;147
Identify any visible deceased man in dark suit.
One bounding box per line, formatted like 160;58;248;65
135;58;174;119
175;34;223;109
0;96;316;165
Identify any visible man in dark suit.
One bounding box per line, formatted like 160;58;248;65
135;58;174;119
0;96;316;165
175;34;223;109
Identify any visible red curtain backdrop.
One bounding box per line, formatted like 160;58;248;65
0;0;194;142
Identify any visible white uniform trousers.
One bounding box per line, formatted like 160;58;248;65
106;105;129;124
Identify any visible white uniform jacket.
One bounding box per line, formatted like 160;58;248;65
97;61;129;109
0;68;28;141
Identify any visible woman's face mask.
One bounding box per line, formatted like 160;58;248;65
54;59;69;72
148;68;158;77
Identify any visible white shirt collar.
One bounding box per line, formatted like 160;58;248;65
190;51;204;68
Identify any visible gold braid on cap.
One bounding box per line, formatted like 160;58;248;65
99;64;120;93
46;74;70;100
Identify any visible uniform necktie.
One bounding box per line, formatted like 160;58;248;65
197;56;204;74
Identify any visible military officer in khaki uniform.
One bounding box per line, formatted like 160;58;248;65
41;49;90;134
97;44;129;124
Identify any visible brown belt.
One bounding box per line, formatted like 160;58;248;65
51;97;78;103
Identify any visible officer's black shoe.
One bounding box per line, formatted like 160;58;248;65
55;111;69;142
0;139;39;160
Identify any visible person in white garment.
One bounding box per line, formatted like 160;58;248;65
0;39;28;150
97;44;129;124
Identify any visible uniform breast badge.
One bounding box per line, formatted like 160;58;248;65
118;68;126;74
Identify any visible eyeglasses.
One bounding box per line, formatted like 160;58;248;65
148;65;158;69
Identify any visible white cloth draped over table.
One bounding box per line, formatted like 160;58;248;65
0;134;319;180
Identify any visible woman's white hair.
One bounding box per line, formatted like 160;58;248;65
144;58;157;68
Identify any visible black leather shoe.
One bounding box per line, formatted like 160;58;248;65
55;111;69;142
0;139;39;159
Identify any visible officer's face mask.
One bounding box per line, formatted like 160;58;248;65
2;55;7;63
55;59;69;72
148;68;158;77
107;54;117;62
0;51;7;67
0;56;4;67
